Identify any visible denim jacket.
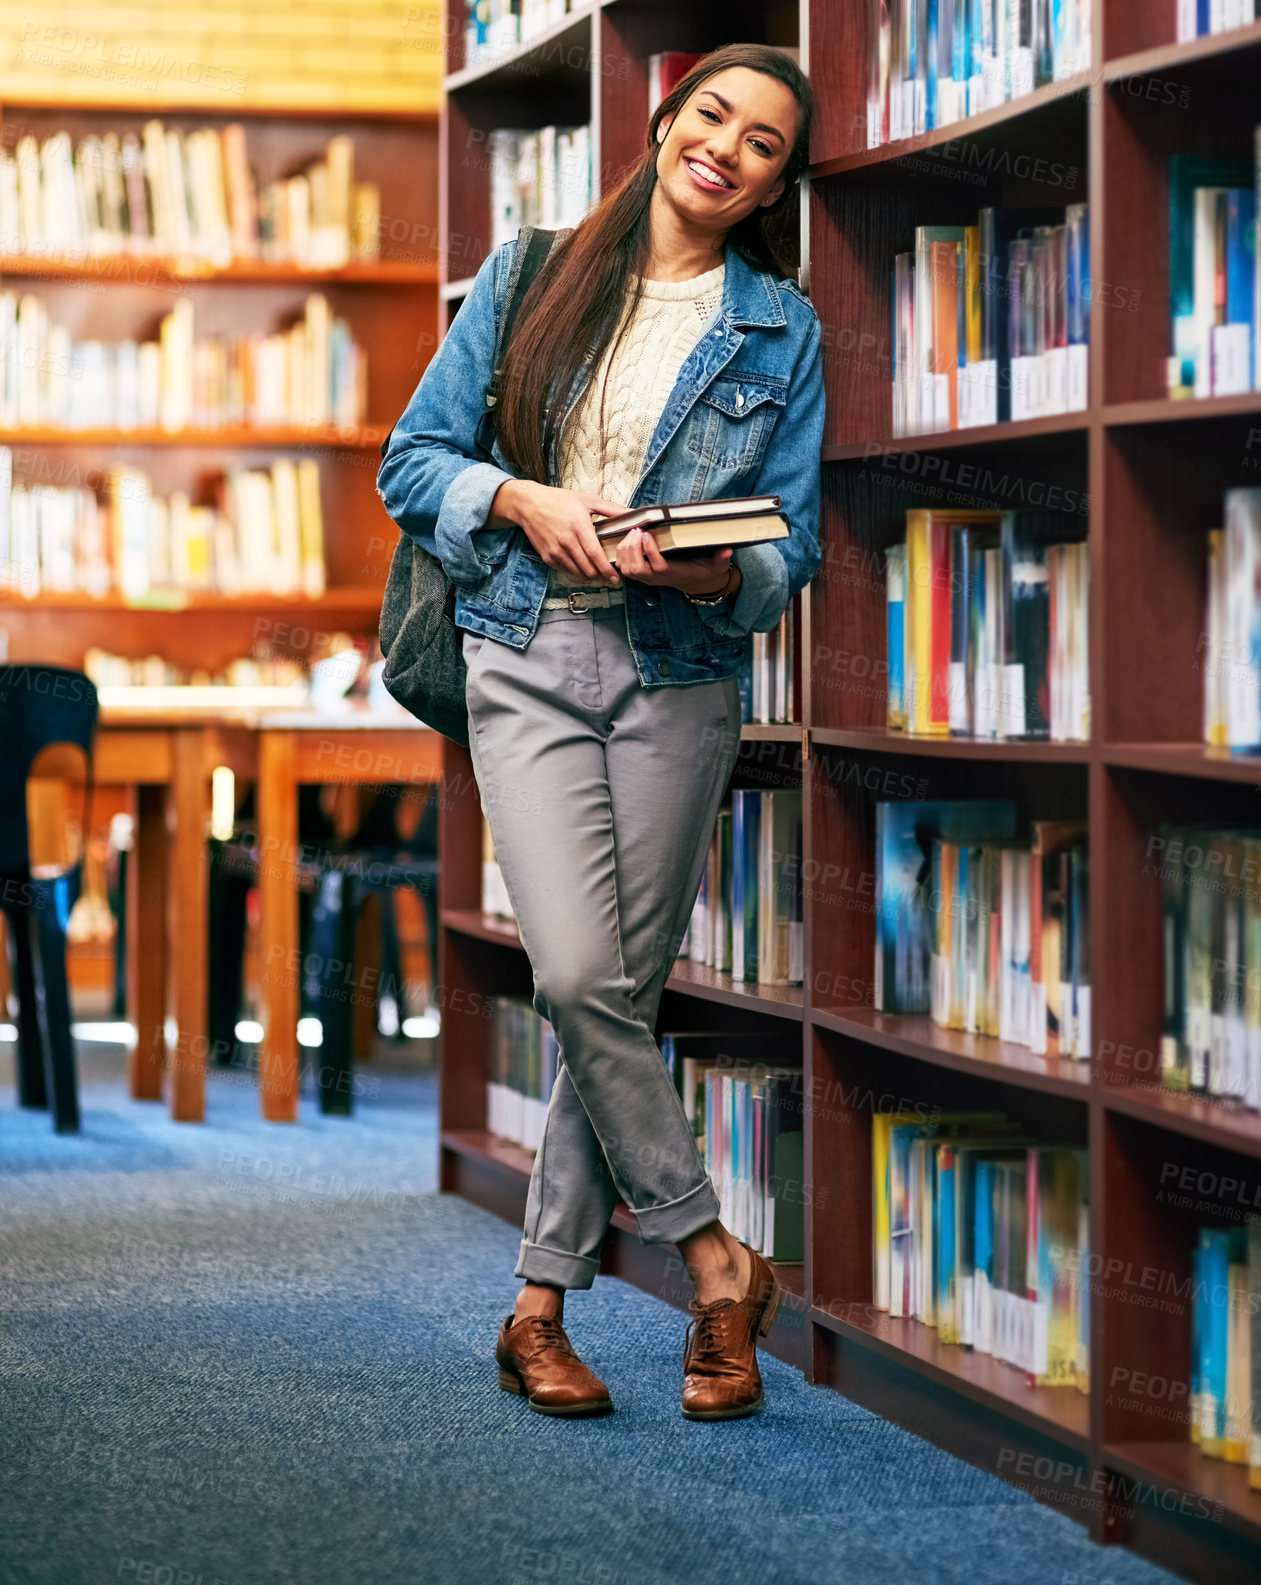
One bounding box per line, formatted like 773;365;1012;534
376;233;825;689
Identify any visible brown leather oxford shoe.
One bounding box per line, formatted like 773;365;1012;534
680;1244;782;1420
495;1313;613;1417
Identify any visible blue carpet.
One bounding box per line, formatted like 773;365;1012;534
0;1044;1176;1585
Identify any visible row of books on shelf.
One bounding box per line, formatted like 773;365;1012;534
0;450;326;601
1192;1224;1261;1484
1168;141;1261;400
739;607;794;725
1178;0;1261;43
2;125;380;269
486;993;559;1149
465;0;574;56
867;0;1092;150
489;126;592;251
893;203;1090;434
482;791;805;989
686;1041;805;1262
1159;824;1261;1107
82;647;308;692
873;1111;1089;1389
0;292;366;433
484;996;807;1262
876;799;1091;1059
886;509;1090;742
682;790;804;987
1204;491;1261;751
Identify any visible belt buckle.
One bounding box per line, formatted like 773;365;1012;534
566;588;607;613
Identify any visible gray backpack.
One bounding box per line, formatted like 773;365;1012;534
378;225;563;744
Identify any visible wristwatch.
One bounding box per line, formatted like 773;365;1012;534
684;566;737;607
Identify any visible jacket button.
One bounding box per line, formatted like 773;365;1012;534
657;658;672;677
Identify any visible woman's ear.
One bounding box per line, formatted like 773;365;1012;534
655;114;673;145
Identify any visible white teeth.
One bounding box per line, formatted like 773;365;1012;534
686;158;733;190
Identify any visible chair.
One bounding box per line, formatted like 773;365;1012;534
303;791;439;1115
0;665;99;1133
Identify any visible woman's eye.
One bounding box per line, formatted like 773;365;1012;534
698;107;719;122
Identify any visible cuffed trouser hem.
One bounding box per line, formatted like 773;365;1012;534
628;1177;721;1245
516;1239;602;1292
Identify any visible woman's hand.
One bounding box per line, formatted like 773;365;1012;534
615;528;742;600
492;479;628;584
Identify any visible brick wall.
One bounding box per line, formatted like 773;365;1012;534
0;1;444;113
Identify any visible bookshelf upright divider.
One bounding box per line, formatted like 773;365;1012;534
435;5;1261;1581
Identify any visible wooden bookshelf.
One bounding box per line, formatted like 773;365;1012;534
0;99;438;677
432;5;1261;1580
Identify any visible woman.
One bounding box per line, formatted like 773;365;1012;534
378;42;823;1421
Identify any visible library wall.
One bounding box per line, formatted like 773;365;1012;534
0;1;443;114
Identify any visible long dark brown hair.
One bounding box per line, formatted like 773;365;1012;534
491;43;812;485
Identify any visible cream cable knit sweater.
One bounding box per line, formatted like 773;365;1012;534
547;258;727;591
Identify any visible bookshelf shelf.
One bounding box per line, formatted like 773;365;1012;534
0;255;439;287
1101;744;1261;785
1103;394;1261;429
812;1006;1092;1099
0;589;384;615
1102;1443;1261;1550
0;426;389;451
444;7;596;94
1103;1084;1261;1161
441;909;806;1018
433;6;1261;1578
1102;20;1261;79
811;728;1093;763
810;1305;1092;1451
810;71;1092;180
822;414;1091;463
661;958;805;1019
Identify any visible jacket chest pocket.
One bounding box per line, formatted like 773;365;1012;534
686;374;787;472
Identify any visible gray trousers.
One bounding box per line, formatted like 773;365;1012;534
460;601;743;1290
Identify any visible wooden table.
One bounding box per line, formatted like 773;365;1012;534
255;711;442;1122
87;702;440;1123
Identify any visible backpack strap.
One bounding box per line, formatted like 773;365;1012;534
481;225;559;429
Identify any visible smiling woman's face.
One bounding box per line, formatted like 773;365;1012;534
654;65;800;233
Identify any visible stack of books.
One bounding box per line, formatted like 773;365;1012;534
489;125;592;249
892;203;1090;434
876;800;1091;1058
1190;1225;1261;1487
1177;2;1260;44
866;0;1092;149
0;447;326;601
487;993;558;1151
886;509;1090;742
1167;142;1261;400
1159;824;1261;1105
663;1031;803;1261
873;1110;1090;1391
1;124;380;268
0;292;366;432
682;790;804;987
1203;491;1261;749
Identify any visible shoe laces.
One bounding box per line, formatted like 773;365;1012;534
521;1315;576;1362
684;1298;735;1365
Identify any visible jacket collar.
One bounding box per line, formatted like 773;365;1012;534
720;244;787;330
